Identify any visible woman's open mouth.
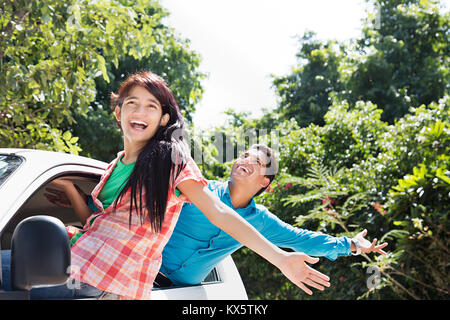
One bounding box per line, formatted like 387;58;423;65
130;120;148;131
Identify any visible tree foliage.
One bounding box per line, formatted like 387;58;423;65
0;0;205;158
346;0;449;122
272;32;345;127
231;97;449;300
271;0;449;127
65;15;205;161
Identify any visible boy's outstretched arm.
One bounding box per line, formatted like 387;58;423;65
177;179;331;295
260;208;388;259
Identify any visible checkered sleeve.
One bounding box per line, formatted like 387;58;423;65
173;155;207;203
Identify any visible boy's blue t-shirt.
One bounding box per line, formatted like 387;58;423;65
160;180;352;286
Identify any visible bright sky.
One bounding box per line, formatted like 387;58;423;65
159;0;449;129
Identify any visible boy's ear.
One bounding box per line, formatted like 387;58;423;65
114;105;121;122
160;113;170;126
260;176;270;189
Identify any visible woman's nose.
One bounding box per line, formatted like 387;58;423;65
133;104;149;114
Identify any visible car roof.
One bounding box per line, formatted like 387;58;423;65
0;148;108;170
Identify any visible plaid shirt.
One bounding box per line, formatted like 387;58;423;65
70;151;207;299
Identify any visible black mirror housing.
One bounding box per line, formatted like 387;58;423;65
11;215;71;291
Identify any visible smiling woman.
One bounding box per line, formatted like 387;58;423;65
115;86;170;156
109;72;186;230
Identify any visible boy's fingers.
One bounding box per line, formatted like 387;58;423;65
308;267;330;282
376;242;388;249
304;278;324;291
309;273;331;287
298;282;312;295
371;239;377;249
376;243;388;255
305;255;319;264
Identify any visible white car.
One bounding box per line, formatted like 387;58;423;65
0;148;248;300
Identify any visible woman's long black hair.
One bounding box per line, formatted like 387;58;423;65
110;71;187;232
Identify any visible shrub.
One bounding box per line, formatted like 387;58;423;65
233;96;449;299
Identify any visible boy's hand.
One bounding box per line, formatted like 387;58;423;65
354;229;388;256
278;252;330;295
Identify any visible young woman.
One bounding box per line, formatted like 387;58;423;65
46;71;330;299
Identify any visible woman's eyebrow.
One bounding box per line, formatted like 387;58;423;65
124;96;161;106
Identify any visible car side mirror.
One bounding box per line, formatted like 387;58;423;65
11;215;71;291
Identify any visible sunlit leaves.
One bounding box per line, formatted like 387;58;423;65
0;0;165;154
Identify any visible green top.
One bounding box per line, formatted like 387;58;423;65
97;155;181;206
69;155;135;247
98;155;136;208
70;155;181;247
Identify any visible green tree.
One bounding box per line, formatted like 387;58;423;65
271;0;449;128
0;0;188;154
233;97;449;300
65;14;205;161
272;31;345;127
346;0;449;123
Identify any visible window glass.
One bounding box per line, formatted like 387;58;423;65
0;155;23;187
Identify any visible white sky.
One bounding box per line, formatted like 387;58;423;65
159;0;449;129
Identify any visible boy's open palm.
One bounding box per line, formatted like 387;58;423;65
355;229;388;256
278;252;330;295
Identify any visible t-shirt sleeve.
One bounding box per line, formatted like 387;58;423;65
173;156;207;203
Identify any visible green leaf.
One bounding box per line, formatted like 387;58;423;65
436;167;450;184
62;130;72;141
96;53;110;83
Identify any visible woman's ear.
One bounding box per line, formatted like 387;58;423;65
160;113;170;126
114;105;121;122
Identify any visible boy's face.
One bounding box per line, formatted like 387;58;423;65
230;148;270;192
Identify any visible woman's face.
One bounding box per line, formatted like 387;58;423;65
115;85;169;148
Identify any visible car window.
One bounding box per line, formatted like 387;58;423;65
0;155;23;187
202;267;221;284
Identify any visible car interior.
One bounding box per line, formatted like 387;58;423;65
0;173;220;293
1;174;97;250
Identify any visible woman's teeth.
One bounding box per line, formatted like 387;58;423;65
130;120;148;130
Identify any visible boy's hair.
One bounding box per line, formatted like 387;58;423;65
248;144;279;197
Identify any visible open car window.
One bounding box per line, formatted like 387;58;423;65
1;174;100;250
